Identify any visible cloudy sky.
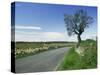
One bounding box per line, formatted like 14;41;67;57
12;2;97;42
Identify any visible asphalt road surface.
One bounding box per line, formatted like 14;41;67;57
15;47;70;73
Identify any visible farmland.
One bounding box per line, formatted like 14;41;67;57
14;42;75;59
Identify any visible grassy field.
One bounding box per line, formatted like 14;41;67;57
57;39;97;70
13;42;75;59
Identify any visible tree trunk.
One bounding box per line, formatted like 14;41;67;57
77;34;81;47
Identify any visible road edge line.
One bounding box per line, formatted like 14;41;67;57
54;47;71;71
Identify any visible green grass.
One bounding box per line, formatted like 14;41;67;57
15;42;44;49
57;40;97;70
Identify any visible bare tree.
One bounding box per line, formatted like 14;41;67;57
64;9;93;46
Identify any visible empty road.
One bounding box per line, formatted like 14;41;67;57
15;47;70;73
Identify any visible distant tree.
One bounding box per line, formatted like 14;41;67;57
64;9;93;46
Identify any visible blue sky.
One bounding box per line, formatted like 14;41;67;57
13;2;97;42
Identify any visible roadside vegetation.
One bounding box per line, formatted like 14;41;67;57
14;42;75;59
57;39;97;70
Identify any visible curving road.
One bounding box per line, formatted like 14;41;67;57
15;47;70;73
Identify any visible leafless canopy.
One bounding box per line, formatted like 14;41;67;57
64;9;93;36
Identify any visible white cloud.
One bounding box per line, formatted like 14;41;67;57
14;26;78;42
81;34;97;40
15;30;96;42
44;32;66;40
15;31;69;42
15;25;42;30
